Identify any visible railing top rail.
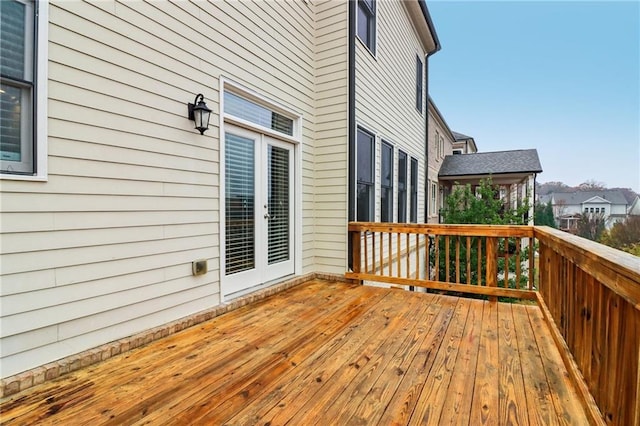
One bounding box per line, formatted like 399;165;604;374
348;222;534;238
535;225;640;309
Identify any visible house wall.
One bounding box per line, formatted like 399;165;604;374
0;0;322;379
427;102;455;223
313;1;349;273
354;0;428;224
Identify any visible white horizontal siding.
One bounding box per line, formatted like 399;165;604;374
0;0;317;378
355;1;427;224
313;0;348;274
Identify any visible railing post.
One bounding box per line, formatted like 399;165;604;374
486;237;497;301
351;228;362;284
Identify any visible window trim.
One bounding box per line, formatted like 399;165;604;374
397;150;407;223
1;0;48;181
356;0;376;55
430;181;438;216
410;156;418;223
380;140;393;223
356;126;375;222
219;77;303;300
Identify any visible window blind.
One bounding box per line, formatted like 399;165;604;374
267;146;290;264
225;133;255;275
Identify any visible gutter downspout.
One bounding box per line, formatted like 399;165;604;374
347;0;356;270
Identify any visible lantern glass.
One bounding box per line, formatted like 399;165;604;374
189;94;212;135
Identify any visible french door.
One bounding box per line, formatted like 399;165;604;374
222;125;294;297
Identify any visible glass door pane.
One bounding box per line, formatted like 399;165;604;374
225;133;255;275
267;145;290;265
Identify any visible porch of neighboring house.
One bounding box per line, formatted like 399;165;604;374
0;279;588;425
1;223;638;425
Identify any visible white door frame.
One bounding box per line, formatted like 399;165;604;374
219;78;302;301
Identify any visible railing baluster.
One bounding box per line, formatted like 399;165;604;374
466;237;471;285
406;233;410;279
388;230;393;277
371;231;376;275
455;236;460;284
486;237;497;298
528;237;534;290
504;237;510;289
434;236;440;281
478;237;482;286
445;235;450;283
363;231;369;274
396;232;401;278
515;238;521;290
379;232;383;276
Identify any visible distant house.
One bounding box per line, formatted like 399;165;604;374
451;131;478;155
628;195;640;216
545;190;629;231
427;97;457;223
438;149;543;224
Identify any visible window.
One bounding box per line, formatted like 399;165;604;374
453;149;463;155
1;0;39;175
397;150;407;222
439;135;445;159
415;55;423;113
380;141;393;222
357;0;376;53
356;128;374;221
224;91;293;136
410;157;418;222
430;182;437;216
435;130;440;158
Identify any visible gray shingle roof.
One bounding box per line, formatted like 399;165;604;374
451;131;473;141
550;190;628;206
439;149;542;177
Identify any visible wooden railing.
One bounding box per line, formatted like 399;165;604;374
346;222;640;425
535;226;640;426
347;222;537;300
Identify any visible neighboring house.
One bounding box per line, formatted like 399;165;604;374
0;1;440;380
438;149;543;224
546;190;630;231
451;131;478;155
426;97;456;223
628;195;640;216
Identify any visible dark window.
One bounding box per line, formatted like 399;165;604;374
356;128;374;221
1;0;36;174
416;55;423;112
357;0;376;53
397;150;407;222
380;141;393;222
410;157;418;222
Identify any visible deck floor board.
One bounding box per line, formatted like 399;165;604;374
0;280;589;425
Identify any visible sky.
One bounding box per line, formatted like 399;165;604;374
427;0;640;193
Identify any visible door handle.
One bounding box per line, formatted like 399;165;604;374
264;213;271;219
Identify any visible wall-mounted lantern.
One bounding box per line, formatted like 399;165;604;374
187;93;212;135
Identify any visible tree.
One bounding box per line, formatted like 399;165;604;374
576;212;606;241
435;178;531;289
534;202;556;227
578;180;606;191
600;216;640;255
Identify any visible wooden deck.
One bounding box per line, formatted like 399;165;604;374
0;279;589;425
